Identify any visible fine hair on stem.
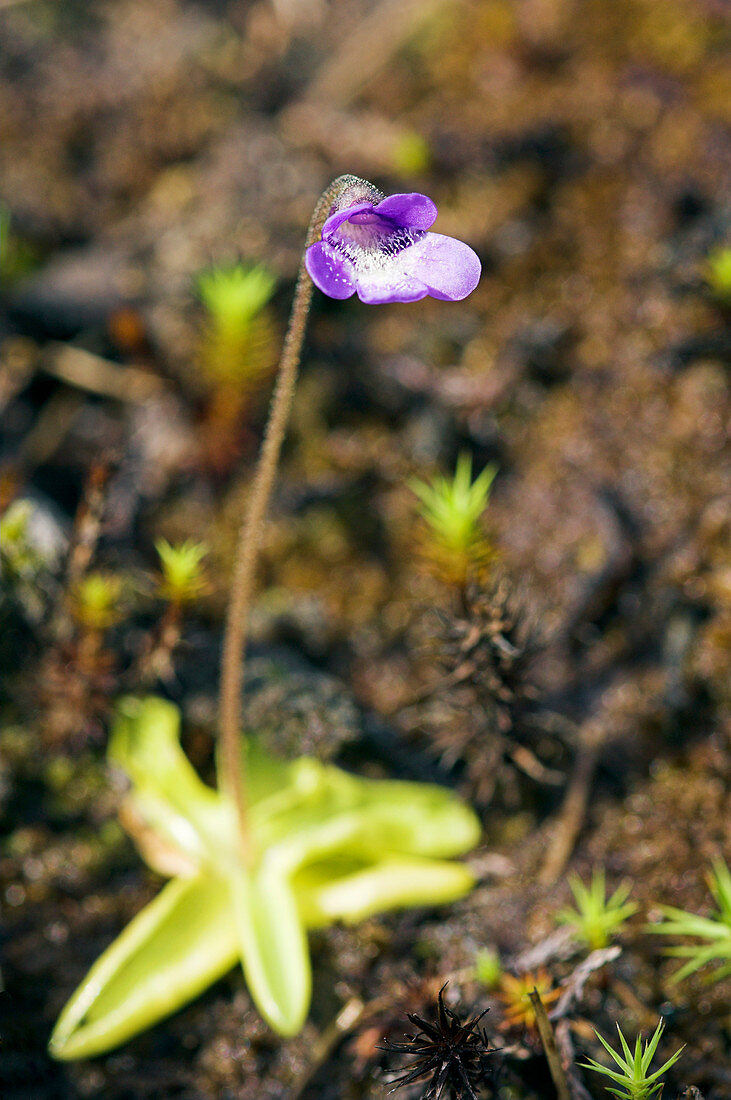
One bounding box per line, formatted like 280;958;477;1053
217;176;367;862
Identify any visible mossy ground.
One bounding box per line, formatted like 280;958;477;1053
1;1;729;1097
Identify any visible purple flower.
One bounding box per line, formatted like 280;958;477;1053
305;178;481;305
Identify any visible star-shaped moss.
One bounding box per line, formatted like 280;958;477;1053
50;697;481;1059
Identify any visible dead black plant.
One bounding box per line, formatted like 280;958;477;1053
408;573;566;806
380;983;496;1100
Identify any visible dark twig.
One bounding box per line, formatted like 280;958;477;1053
528;989;572;1100
539;727;604;885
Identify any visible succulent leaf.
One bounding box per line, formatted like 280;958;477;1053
51;697;481;1057
296;854;475;927
49;874;238;1060
230;865;311;1036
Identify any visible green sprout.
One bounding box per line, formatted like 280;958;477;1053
474;947;502;989
0;499;49;623
391;131;431;177
195;263;278;411
70;572;126;631
0;204;8;270
647;857;731;983
705;246;731;302
197;263;276;329
410;453;497;584
579;1020;684;1100
155;539;209;604
411;453;497;551
49;697;481;1059
0;204;42;284
556;868;638;950
0;500;40;576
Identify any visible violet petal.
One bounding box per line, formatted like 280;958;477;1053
354;269;429;305
304;242;356;300
321;202;374;240
397;233;481;301
371;193;438;230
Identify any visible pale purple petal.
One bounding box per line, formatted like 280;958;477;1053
371;193;438;230
397;233;481;301
321;203;374;239
307;181;480;305
305;242;356;299
354;270;429;305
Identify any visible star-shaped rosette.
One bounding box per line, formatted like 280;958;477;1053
50;697;481;1059
305;182;481;304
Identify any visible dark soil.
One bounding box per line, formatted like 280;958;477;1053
1;1;729;1098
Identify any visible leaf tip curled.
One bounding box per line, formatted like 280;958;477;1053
47;1025;71;1062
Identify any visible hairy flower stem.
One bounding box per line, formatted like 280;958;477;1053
218;176;362;864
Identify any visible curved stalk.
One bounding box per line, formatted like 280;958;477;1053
218;176;363;863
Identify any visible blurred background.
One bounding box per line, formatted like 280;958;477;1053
0;0;729;1097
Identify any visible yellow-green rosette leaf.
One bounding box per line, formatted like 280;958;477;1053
230;865;311;1037
347;777;482;860
109;697;227;869
295;854;476;927
49;874;238;1060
